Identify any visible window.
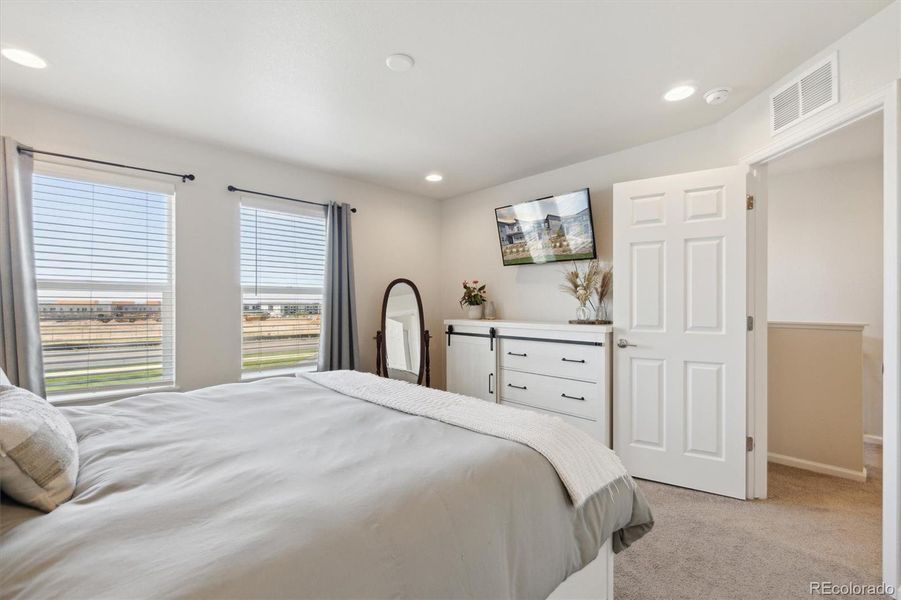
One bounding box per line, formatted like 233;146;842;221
240;202;326;376
32;168;175;397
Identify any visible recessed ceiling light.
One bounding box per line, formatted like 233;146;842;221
663;85;695;102
386;54;414;72
425;173;443;182
1;47;47;69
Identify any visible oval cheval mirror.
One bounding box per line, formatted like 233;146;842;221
376;279;431;386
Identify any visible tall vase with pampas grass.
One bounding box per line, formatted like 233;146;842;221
560;260;599;322
594;263;613;324
560;260;613;323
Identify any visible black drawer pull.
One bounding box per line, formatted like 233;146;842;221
561;358;586;363
507;383;527;390
507;352;527;357
561;393;585;401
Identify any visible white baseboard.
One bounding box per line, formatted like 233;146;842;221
768;452;868;482
864;434;883;446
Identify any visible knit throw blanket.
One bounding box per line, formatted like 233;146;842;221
304;370;632;507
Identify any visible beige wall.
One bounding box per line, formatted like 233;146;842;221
768;324;864;474
768;158;884;436
0;94;442;392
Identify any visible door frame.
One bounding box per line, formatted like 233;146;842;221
741;80;900;594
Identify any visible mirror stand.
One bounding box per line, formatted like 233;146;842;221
421;330;432;387
375;278;431;387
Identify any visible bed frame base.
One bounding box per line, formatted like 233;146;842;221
547;541;613;600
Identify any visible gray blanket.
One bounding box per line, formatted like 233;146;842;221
1;377;652;599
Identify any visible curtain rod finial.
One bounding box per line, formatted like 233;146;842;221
351;207;357;213
227;185;237;192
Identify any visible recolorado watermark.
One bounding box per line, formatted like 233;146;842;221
809;581;895;596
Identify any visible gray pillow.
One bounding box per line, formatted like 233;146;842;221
0;385;79;512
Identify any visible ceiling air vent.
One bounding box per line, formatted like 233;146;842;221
772;84;800;132
770;53;838;135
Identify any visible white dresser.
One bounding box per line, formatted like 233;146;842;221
444;319;612;445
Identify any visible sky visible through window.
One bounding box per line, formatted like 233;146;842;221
32;173;330;392
33;173;173;395
240;205;327;373
34;174;170;283
240;206;326;289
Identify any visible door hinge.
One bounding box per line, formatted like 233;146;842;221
747;316;754;331
746;195;754;210
746;436;755;452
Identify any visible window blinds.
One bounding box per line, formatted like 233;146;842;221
240;204;326;374
32;172;175;397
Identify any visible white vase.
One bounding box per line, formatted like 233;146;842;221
466;304;484;319
484;301;497;320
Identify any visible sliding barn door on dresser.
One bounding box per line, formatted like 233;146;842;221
445;321;497;402
444;320;612;445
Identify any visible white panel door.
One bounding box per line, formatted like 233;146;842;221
446;334;497;402
613;165;748;498
384;318;410;369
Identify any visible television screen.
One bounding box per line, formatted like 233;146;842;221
495;188;596;266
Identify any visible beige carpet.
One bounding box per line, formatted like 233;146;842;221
614;446;884;600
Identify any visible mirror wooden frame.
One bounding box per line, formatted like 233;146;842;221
375;278;431;386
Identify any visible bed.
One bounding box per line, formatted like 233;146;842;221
0;372;652;599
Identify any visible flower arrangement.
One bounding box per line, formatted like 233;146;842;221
560;260;613;322
459;280;487;307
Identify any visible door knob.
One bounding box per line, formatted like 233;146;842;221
617;338;637;348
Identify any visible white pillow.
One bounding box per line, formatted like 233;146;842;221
0;367;10;386
0;385;79;512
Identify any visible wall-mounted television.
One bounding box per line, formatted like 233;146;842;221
495;188;596;266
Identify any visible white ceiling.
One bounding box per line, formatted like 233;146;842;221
0;1;890;199
769;112;884;175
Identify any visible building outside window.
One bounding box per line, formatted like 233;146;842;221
240;200;326;376
32;166;175;398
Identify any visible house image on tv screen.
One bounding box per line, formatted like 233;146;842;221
495;189;595;265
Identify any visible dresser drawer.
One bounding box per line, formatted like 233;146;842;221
499;337;604;382
498;369;601;421
500;399;600;439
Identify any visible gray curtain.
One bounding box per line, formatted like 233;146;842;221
318;202;359;371
0;137;45;396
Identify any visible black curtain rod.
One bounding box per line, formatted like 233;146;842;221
17;146;196;183
227;185;357;213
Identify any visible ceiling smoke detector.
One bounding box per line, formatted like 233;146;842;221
704;87;731;105
386;54;415;72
